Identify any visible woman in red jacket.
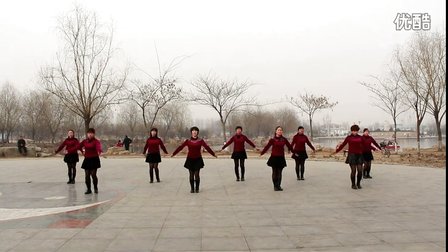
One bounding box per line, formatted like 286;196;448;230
361;128;381;179
143;128;168;183
55;129;80;184
260;126;293;191
221;126;257;182
291;126;315;181
78;128;103;194
332;125;365;190
171;126;217;193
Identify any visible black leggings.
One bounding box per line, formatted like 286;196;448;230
149;163;160;182
85;169;98;190
363;161;372;176
233;159;245;179
350;164;363;186
271;167;284;188
67;163;76;181
189;169;200;190
294;159;306;179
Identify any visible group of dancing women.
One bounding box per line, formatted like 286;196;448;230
55;124;381;194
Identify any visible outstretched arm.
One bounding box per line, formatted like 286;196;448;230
172;140;188;157
284;138;293;153
159;139;169;154
202;140;216;157
143;140;149;154
371;138;381;150
244;136;256;148
55;140;66;153
221;136;234;150
260;139;273;156
306;137;316;151
334;137;349;154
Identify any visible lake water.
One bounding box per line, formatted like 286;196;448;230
313;136;446;149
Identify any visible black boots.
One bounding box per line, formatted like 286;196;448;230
190;179;194;193
273;178;283;191
195;179;200;193
67;167;76;184
189;179;200;193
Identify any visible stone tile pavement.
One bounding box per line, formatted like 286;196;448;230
0;157;445;251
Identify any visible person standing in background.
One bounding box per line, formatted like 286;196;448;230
361;128;381;179
55;129;80;184
17;136;27;156
221;126;258;182
332;125;365;190
171;126;217;193
79;128;103;194
260;126;293;191
123;135;132;151
291;126;315;181
143;128;169;183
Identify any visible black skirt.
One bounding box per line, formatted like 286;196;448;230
267;156;287;168
362;152;374;162
81;156;101;170
64;153;79;163
345;153;364;165
231;151;247;159
291;151;308;160
146;153;162;163
184;157;205;171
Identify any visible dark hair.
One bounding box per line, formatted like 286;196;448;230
150;128;158;137
235;126;243;131
298;126;304;130
87;128;95;134
363;128;369;133
350;125;360;132
68;129;75;134
190;126;199;132
274;126;283;136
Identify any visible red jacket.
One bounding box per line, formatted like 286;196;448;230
260;136;293;157
362;135;381;153
79;138;102;158
143;137;168;154
55;137;79;154
221;134;256;152
335;134;364;154
172;137;215;158
291;133;315;152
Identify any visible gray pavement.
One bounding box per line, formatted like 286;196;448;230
0;157;445;251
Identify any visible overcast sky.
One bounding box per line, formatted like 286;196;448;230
0;0;445;127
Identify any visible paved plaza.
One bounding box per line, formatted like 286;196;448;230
0;157;445;251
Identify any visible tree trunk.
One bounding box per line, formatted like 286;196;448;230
84;117;92;137
221;120;227;143
142;107;148;130
432;111;443;151
416;120;421;156
393;117;398;144
309;114;313;140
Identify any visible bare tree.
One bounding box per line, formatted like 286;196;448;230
272;107;300;134
22;91;47;141
395;43;430;155
190;74;256;142
42;94;66;143
289;92;337;140
119;102;141;137
360;71;407;144
0;82;22;143
129;55;183;130
414;31;446;151
40;5;128;134
159;102;190;138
